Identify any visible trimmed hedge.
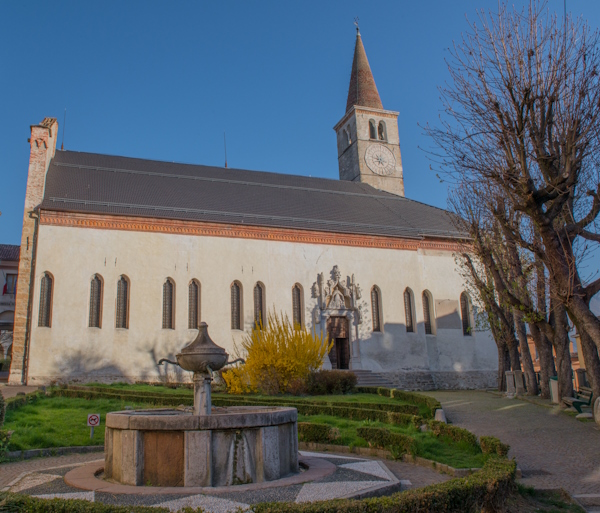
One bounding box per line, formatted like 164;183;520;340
356;386;442;417
356;426;416;456
253;457;517;513
49;387;423;427
298;422;340;444
306;370;357;395
427;420;479;447
0;493;170;512
0;386;4;426
480;436;510;457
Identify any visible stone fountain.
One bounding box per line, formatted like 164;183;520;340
104;322;298;487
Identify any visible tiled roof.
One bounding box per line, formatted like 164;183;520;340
346;32;383;113
40;150;466;240
0;244;20;262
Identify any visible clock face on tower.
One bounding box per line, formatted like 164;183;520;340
364;144;396;176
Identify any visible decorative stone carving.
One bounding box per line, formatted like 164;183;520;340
312;265;362;323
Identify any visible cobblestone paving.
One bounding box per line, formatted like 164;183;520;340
0;453;103;490
428;390;600;509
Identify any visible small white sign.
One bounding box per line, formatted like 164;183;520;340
87;414;100;427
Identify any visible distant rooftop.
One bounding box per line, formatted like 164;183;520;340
40;150;465;241
0;244;20;262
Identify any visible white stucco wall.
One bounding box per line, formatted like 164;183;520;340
26;224;497;385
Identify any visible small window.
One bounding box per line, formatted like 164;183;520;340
38;272;53;327
378;121;387;141
116;276;129;329
344;128;351;145
188;280;200;329
371;286;382;332
4;274;17;295
369;119;376;139
422;291;433;335
231;281;242;330
89;274;103;328
404;288;414;333
460;292;472;336
254;282;265;329
292;284;303;328
163;278;175;329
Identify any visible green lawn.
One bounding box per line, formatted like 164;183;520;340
297;413;487;469
4;396;159;451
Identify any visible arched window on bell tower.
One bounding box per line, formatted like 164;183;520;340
378;121;387;141
369;119;377;140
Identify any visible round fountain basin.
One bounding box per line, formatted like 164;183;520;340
104;407;298;488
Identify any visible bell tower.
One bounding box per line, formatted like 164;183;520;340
334;28;404;196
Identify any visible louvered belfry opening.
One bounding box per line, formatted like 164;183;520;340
371;286;381;332
461;292;471;336
89;274;102;328
188;280;200;329
38;272;53;327
231;282;241;330
404;288;414;333
254;283;264;329
163;279;175;329
292;284;302;327
116;276;129;329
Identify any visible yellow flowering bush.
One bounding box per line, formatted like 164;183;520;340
223;310;332;395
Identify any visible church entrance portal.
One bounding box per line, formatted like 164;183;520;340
327;316;350;370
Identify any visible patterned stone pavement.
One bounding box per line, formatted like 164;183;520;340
428;390;600;511
2;452;407;512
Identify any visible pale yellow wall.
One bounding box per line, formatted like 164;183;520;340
26;224;497;384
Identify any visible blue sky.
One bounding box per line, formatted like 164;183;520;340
2;1;600;247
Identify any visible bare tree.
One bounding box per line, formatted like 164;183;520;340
427;2;600;352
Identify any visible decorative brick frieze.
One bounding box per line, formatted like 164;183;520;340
39;210;467;253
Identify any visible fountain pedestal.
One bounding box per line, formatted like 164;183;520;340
193;372;212;416
104;407;298;487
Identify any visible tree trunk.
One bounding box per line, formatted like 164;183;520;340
506;331;522;373
578;328;600;397
549;301;574;401
497;340;509;392
514;311;538;395
529;323;555;399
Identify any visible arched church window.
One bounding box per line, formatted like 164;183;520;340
404;288;414;333
371;286;382;332
378;121;387;141
188;280;200;329
292;284;303;328
460;292;472;336
254;282;265;329
89;274;103;328
116;276;129;329
344;128;351;146
422;290;434;335
163;278;175;329
369;119;377;140
38;272;53;327
231;281;242;330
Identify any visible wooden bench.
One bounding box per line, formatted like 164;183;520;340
563;386;594;414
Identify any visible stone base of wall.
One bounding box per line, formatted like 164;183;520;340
384;370;498;391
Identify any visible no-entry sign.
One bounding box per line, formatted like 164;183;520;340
87;414;100;427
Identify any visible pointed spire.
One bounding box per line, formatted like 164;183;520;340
345;30;383;113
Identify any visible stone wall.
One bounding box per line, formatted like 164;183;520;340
384;370;498;391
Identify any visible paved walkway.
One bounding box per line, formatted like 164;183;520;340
0;384;40;399
428;390;600;510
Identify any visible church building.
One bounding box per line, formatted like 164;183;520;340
9;30;497;389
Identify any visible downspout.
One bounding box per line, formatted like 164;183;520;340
22;206;40;384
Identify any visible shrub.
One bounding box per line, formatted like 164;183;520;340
305;370;356;395
222;310;332;395
298;422;340;444
0;358;11;371
0;428;11;458
0;493;170;512
427;420;479;447
356;386;442;417
357;426;417;456
0;388;5;426
480;436;510;457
